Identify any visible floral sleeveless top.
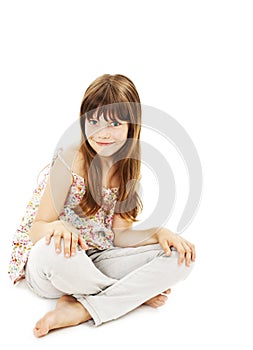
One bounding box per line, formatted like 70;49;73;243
8;154;119;284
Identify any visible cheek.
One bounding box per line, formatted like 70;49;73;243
84;122;91;139
85;126;97;140
116;126;128;140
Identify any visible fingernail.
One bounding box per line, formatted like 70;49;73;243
65;253;69;258
56;248;60;254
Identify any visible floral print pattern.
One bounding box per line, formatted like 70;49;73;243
8;164;119;284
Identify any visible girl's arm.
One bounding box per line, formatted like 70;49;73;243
29;150;73;244
29;147;88;257
112;213;160;247
112;214;196;266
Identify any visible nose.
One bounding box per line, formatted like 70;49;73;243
96;124;111;139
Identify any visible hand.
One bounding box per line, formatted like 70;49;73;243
44;220;88;258
156;228;196;267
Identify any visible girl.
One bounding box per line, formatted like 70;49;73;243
8;74;195;337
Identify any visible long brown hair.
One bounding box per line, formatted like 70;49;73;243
77;74;143;222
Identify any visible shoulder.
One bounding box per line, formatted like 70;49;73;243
51;146;85;184
71;147;85;178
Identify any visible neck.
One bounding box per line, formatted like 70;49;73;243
98;156;118;188
99;155;114;171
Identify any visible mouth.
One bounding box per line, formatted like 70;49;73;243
95;141;115;146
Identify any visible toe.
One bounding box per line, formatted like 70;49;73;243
163;288;171;294
33;327;42;338
154;300;165;308
33;320;49;338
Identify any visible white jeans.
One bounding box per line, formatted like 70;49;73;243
25;238;194;326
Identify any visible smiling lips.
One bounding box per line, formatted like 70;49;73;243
95;141;115;146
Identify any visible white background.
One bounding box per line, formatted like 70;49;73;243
0;0;252;349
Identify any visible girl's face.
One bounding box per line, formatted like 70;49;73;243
85;114;129;157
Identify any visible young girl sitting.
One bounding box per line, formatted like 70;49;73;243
8;74;195;337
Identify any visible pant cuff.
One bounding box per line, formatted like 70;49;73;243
74;295;102;326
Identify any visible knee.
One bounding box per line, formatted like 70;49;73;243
28;237;65;269
29;237;56;258
160;248;195;283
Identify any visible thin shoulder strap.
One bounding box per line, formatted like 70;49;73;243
36;163;50;184
51;148;72;171
36;148;72;185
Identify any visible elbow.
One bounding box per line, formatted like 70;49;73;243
112;229;129;248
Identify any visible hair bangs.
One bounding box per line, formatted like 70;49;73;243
84;102;131;124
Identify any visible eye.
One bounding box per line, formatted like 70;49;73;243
110;121;121;127
88;119;98;126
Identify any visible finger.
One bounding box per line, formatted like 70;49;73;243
185;249;192;267
160;239;172;256
45;230;54;245
176;243;186;265
191;243;196;261
184;240;196;261
184;240;196;263
180;242;192;267
71;232;78;256
53;231;62;254
78;237;89;250
63;232;71;258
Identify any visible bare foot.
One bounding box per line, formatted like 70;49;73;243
144;288;171;308
33;295;91;338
